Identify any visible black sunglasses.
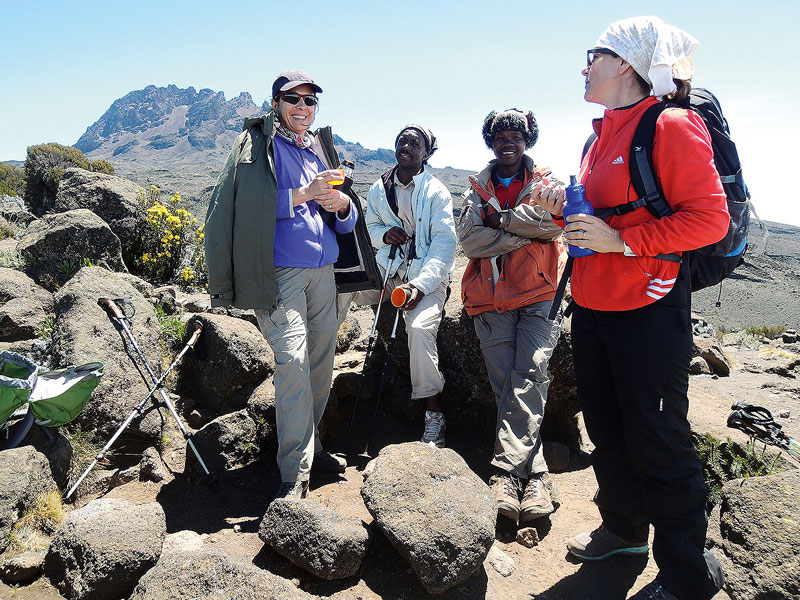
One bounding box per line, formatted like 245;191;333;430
280;92;319;107
586;48;617;68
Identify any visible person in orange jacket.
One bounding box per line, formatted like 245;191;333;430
457;108;566;524
536;16;728;600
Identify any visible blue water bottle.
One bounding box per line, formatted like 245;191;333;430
563;175;595;257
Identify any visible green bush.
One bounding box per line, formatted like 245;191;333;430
744;324;786;339
23;143;91;213
691;431;783;509
0;163;25;197
0;216;15;240
89;159;114;175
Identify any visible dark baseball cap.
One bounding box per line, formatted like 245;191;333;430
271;70;323;99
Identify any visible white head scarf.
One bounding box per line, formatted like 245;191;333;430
595;16;698;99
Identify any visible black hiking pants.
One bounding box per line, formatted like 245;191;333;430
571;299;724;600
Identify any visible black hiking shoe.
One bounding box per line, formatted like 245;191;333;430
566;524;649;561
311;450;346;474
628;580;679;600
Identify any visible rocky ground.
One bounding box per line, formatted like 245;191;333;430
2;298;797;600
0;162;798;600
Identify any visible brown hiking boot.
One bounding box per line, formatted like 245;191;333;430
489;470;522;522
519;474;554;521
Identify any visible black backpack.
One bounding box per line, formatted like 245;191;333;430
607;88;751;291
549;89;752;321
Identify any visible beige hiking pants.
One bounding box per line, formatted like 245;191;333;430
473;301;561;478
255;265;338;483
340;275;447;400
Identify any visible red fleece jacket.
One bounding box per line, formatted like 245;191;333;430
571;97;729;311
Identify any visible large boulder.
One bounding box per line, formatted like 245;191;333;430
187;409;260;474
16;209;126;290
707;469;800;600
361;442;496;594
0;267;54;341
0;446;57;554
53;168;146;262
44;497;166;600
259;497;370;580
129;550;315;600
179;313;274;416
51;267;165;443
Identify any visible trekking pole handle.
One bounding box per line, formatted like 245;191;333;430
388;244;399;260
186;321;203;349
97;297;125;319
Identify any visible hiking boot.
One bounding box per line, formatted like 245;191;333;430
566;524;649;561
489;470;523;522
628;580;679;600
272;480;309;501
421;411;446;448
311;450;346;474
519;474;554;522
539;471;561;505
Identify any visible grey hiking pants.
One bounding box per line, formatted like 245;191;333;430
473;300;560;478
255;265;338;483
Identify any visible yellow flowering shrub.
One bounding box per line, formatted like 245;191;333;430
135;186;205;287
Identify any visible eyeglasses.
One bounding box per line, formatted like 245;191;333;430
280;92;319;107
586;48;617;68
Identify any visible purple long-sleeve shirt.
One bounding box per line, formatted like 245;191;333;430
273;135;356;268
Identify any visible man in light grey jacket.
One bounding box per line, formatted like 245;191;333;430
361;125;457;447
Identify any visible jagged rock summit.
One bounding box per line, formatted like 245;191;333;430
74;84;471;208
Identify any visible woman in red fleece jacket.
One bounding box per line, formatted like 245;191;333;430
537;16;728;600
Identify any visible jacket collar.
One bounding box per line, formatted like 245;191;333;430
381;166;430;216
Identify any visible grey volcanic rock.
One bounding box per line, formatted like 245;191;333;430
361;442;496;594
707;469;800;600
259;497;370;580
0;267;54;341
16;209;126;290
180;313;274;416
160;530;203;555
693;337;731;376
129;550;314;600
245;377;278;458
0;194;36;225
690;356;713;375
54;168;146;261
0;550;46;583
45;498;165;600
0;446;57;554
187;409;259;474
52;267;165;442
139;446;170;483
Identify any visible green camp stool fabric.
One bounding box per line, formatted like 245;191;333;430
0;351;38;426
29;362;104;427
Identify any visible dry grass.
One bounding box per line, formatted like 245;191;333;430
760;346;800;361
5;490;66;557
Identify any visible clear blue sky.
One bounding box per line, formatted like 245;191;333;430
1;0;797;225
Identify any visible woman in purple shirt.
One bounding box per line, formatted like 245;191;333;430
260;70;356;499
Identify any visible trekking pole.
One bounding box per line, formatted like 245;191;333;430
344;244;399;454
362;304;402;458
65;319;205;499
360;243;414;458
96;298;212;477
727;401;800;462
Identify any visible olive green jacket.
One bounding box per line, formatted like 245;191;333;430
204;112;380;310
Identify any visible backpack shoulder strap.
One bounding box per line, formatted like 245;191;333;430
628;102;673;219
